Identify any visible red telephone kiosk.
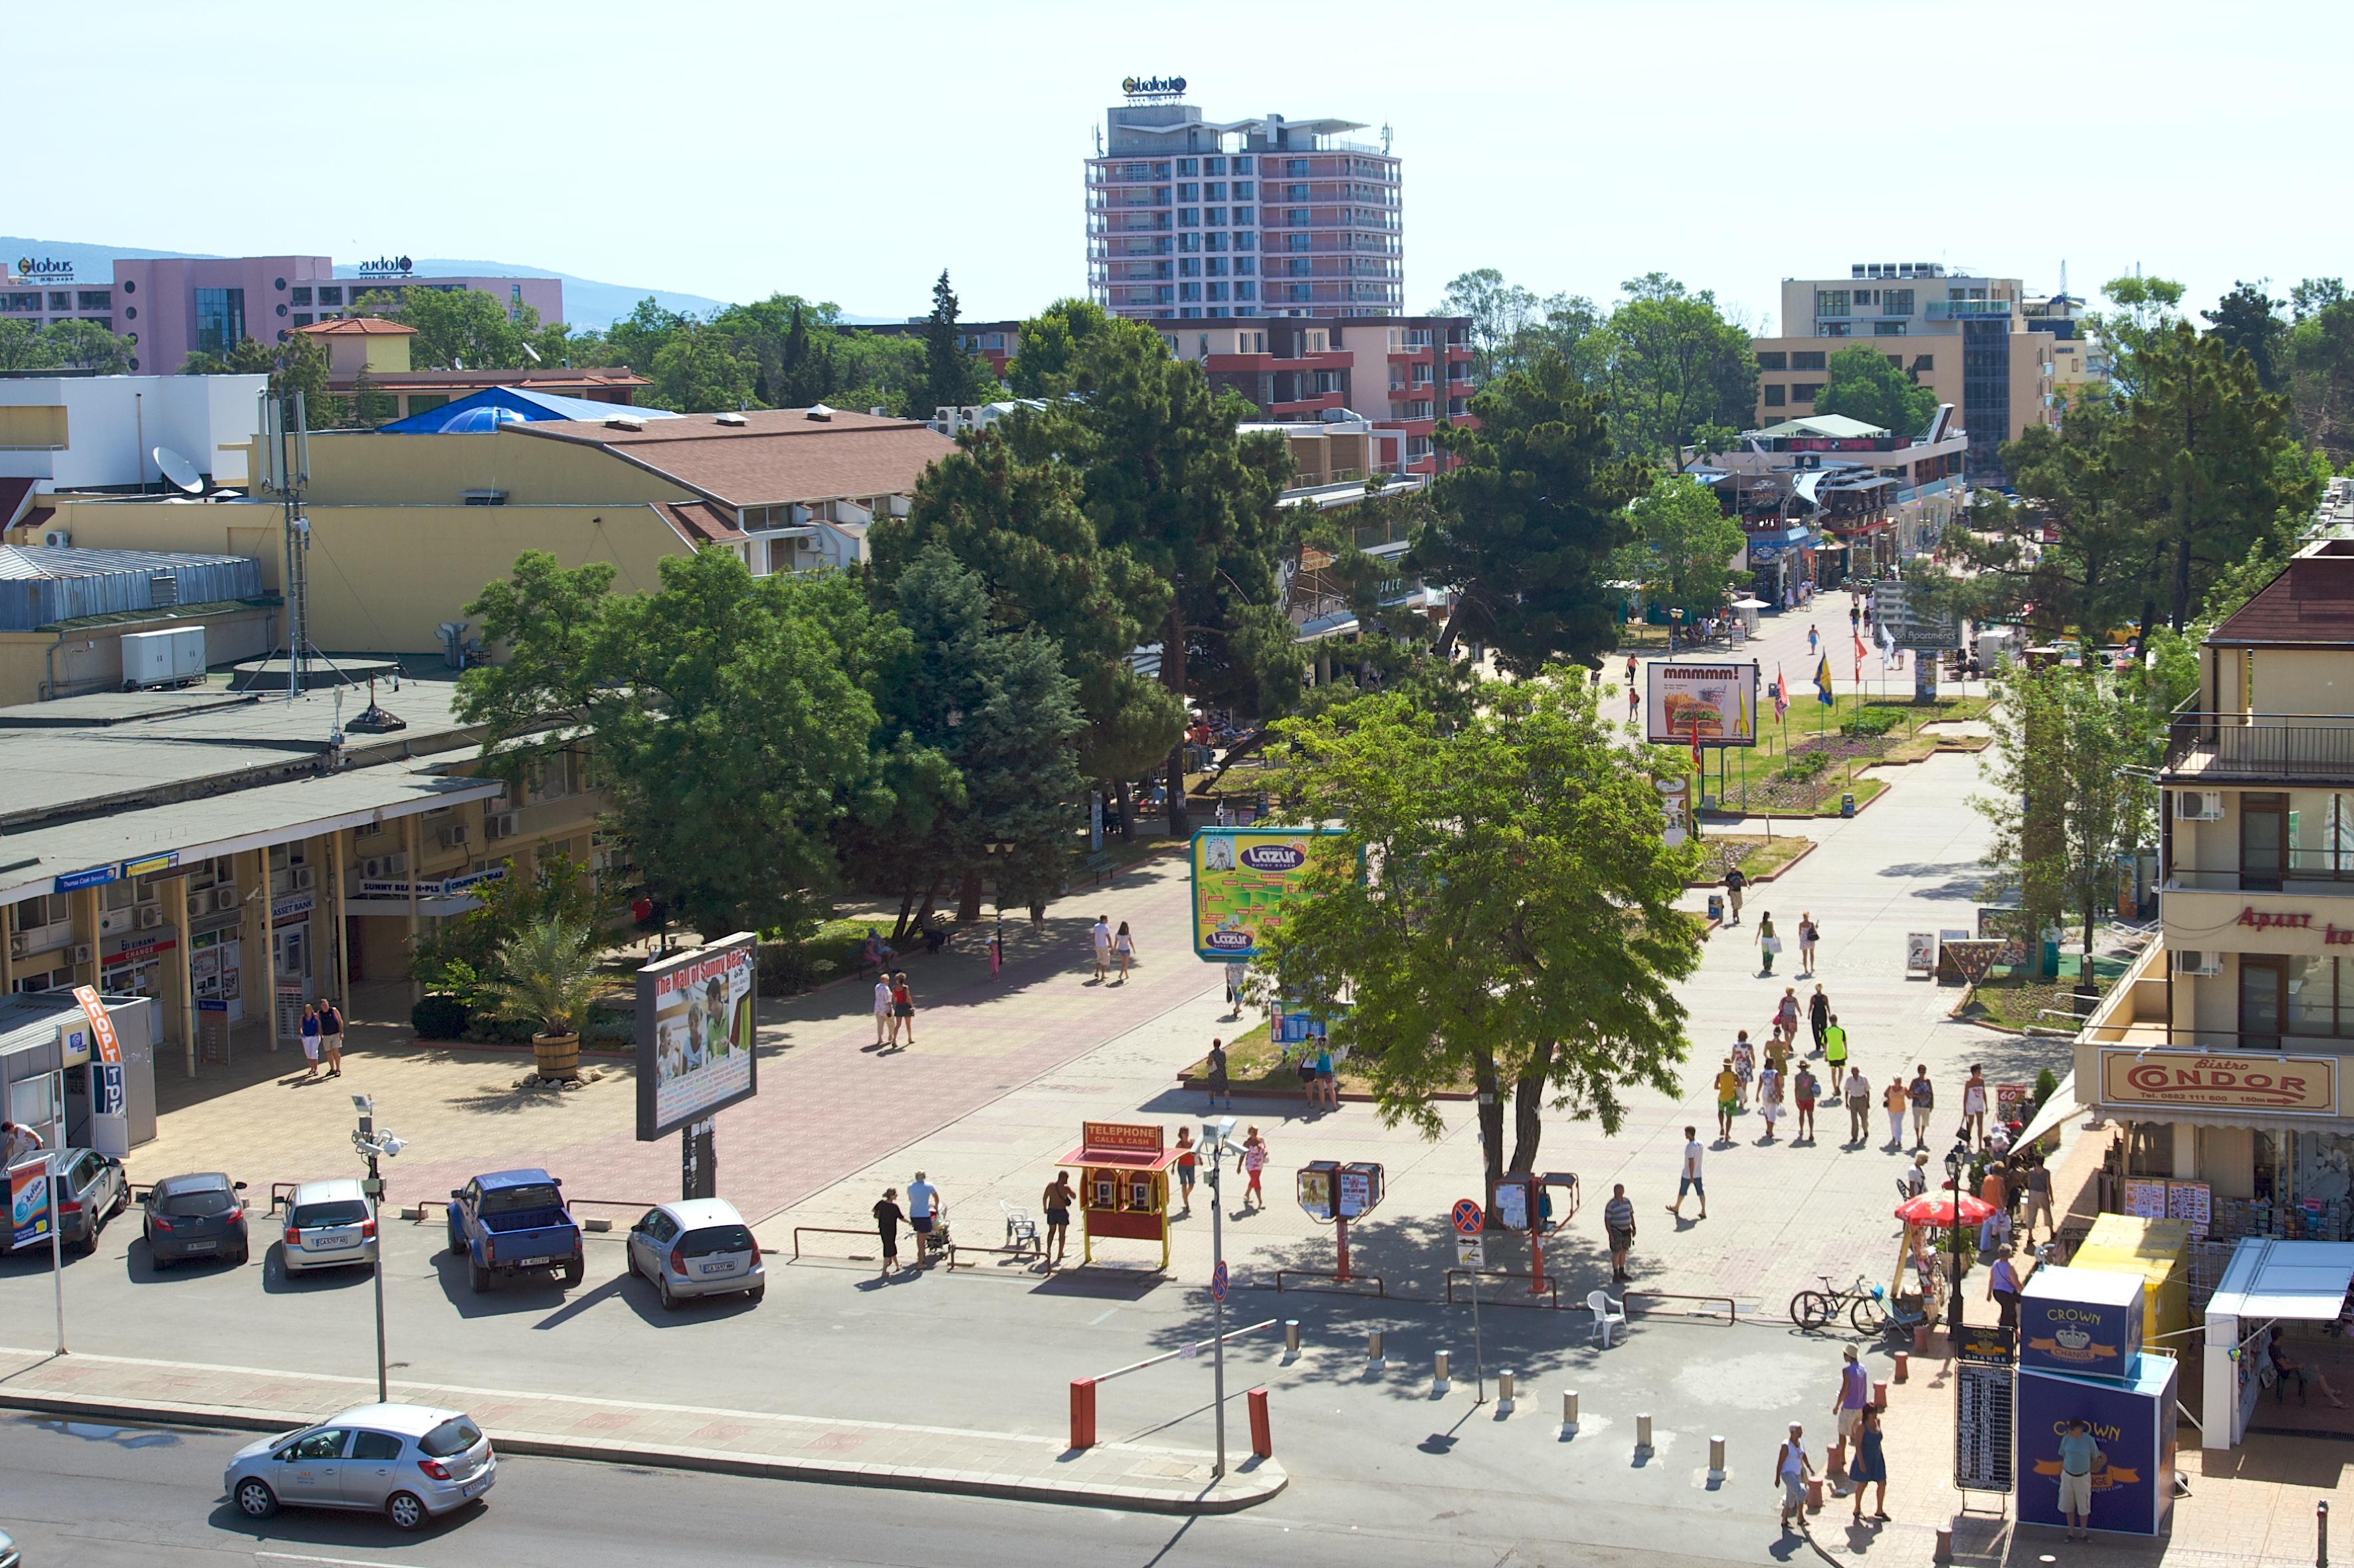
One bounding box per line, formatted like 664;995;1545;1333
1058;1121;1177;1270
1492;1171;1581;1294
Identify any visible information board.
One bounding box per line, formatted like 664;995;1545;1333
2123;1179;2171;1221
1906;933;1937;976
1954;1361;2015;1492
2167;1179;2213;1235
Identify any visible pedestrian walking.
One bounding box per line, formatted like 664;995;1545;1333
1883;1076;1910;1149
1241;1128;1268;1209
1821;1013;1848;1080
1962;1064;1990;1146
1901;1151;1929;1199
1793;1063;1819;1142
1797;913;1819;977
1626;654;1637;687
319;997;345;1078
1758;1061;1784;1142
873;974;893;1046
1223;961;1245;1017
2021;1157;2054;1240
1112;921;1137;983
1808;985;1830;1055
1670;1126;1707;1220
1603;1183;1636;1280
1848;1407;1890;1524
1628;686;1641;722
1090;915;1113;981
1756;912;1779;975
1204;1038;1232;1111
1988;1244;2022;1331
1908;1064;1935;1149
298;1002;323;1081
890;971;916;1046
1174;1127;1197;1216
1775;1423;1815;1533
1807;624;1820;655
1775;987;1801;1041
1979;1205;2013;1262
1313;1038;1337;1110
1731;1032;1755;1110
2057;1417;2104;1540
906;1171;941;1258
872;1187;906;1274
1843;1066;1872;1145
1714;1058;1740;1142
1722;864;1747;924
1041;1171;1074;1269
1833;1344;1870;1450
1763;1029;1789;1082
1979;1159;2007;1216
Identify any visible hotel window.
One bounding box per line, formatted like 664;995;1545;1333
1179;233;1200;252
1178;159;1197;175
1822;322;1852;336
1873;322;1908;336
1755;351;1787;371
1179;209;1199;227
193;287;246;353
1209;282;1230;302
1236;282;1257;301
1206;207;1226;226
1791;351;1826;371
1286;158;1308;176
1232;207;1254;227
1151;161;1170;178
1205;157;1225;175
1179;283;1201;302
1390;366;1407;391
1233;235;1255;255
48;292;70;311
290;286;312;306
76;290;110;310
1234;258;1255;275
1177;183;1198;201
292;313;314;327
1205;183;1226;201
1286;183;1310;201
1179;258;1201;277
1910;354;1935;373
1763;385;1787;407
1123;163;1147;179
1815;290;1850;317
1882;288;1914;316
1234;181;1253;199
1791;382;1822;402
1286;208;1308;225
1;293;39;312
1207;258;1228;276
1205;233;1227;252
1232;156;1251;173
318;286;343;306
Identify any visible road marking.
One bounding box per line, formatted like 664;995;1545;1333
1087;1308;1118;1325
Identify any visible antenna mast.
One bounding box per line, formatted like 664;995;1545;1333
261;385;317;699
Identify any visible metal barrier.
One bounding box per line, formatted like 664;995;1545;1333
1444;1268;1558;1310
791;1226;884;1262
1622;1290;1742;1325
946;1241;1042;1271
1274;1268;1385;1297
1068;1318;1281;1450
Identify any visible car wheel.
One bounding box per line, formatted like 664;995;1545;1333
469;1258;490;1294
658;1274;678;1312
231;1246;249;1267
561;1256;584;1288
747;1285;765;1305
107;1185;128;1218
234;1477;279;1518
385;1490;427;1531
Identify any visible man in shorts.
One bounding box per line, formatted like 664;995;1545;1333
1908;1064;1936;1150
906;1171;940;1261
873;974;893;1046
1833;1345;1870;1449
1603;1183;1636;1281
1714;1058;1739;1142
2057;1417;2103;1539
1670;1126;1706;1221
1090;916;1113;981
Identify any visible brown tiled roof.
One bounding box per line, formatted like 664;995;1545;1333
2210;543;2354;644
652;500;745;547
516;408;953;509
296;316;415;337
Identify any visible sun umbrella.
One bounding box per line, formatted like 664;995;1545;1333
1894;1193;1996;1228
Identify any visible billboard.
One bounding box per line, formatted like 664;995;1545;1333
1645;662;1759;747
2016;1357;2177;1535
635;932;758;1140
1191;827;1342;961
10;1160;52;1250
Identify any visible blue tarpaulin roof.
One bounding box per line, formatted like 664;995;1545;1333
377;387;682;434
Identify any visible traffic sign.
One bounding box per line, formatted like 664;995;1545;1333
1455;1235;1485;1268
1210;1260;1230;1302
1451;1198;1485;1236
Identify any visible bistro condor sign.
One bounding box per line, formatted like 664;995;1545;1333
2098;1047;2337;1117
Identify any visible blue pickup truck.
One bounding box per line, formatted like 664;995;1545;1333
444;1169;584;1294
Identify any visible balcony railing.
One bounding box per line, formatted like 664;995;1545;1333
1924;300;2013;320
2164;710;2354;779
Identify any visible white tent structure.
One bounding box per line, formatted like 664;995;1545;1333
2201;1238;2354;1448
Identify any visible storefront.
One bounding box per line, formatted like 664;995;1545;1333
0;989;158;1156
270;889;316;1042
1741;526;1815;606
98;928;178;1001
2200;1238;2354;1449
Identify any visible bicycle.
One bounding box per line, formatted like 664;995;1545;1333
1790;1272;1878;1331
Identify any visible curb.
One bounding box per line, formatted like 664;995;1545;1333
0;1386;1286;1516
1683;836;1819;888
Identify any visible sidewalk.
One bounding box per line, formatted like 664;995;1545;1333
0;1343;1284;1515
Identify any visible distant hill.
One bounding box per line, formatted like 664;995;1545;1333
0;237;894;332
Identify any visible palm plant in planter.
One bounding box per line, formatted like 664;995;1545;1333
486;917;603;1082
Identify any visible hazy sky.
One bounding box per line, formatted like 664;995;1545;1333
19;0;2347;330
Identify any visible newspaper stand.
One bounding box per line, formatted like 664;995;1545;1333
1296;1160;1385;1284
1060;1121;1178;1270
1494;1172;1581;1294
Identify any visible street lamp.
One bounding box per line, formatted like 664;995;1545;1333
1199;1114;1238;1478
351;1094;407;1403
1945;1141;1967;1329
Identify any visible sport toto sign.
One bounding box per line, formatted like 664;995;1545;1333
2099;1048;2337;1116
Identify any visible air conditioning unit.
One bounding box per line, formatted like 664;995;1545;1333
2171;949;2223;977
43;530;70;548
387;852;409;874
486;812;520;840
215;888;241;914
439;823;471;850
70;943;93;965
136;906;161;930
362;856;386;880
292;866;316;890
2175;791;2224;821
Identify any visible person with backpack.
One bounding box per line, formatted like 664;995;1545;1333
1721;864;1747;925
1908;1064;1937;1151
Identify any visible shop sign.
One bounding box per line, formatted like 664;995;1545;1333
2098;1047;2337;1116
102;932;177;965
2236;906;2354;945
271;891;315;924
10;1161;52;1248
54;866;118;893
122;852;179;879
1080;1121;1164;1155
354;254;414;277
16;256;73;282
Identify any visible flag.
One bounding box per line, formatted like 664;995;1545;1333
1854;632;1870;663
1690;714;1702;773
1815;653;1834;705
1771;666;1789;721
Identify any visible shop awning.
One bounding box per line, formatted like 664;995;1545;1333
2208;1238;2354;1323
2015;1068;2080;1149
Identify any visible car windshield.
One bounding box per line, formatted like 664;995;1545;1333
160;1187;236;1218
480;1183;561;1217
418;1416;483;1458
291;1199;368;1226
681;1224;754;1255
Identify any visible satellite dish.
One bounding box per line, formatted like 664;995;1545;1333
153;446;203;494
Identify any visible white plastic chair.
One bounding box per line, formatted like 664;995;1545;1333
1001;1201;1040;1257
1589;1290;1628;1348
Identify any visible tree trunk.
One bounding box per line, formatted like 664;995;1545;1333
892;884;917;942
1433;591;1474;660
1509;1069;1546;1175
1161;606;1191;839
2171;527;2194;633
1472;1051;1505;1203
1112;776;1132;841
914;873;942;934
957;868;984;924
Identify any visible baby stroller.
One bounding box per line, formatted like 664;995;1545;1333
918;1209;953;1266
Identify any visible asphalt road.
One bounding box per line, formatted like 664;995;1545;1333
0;1412;1741;1568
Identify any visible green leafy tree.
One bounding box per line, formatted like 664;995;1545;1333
1006;297;1118;398
0;320;132;372
1435;268;1541;381
2086;272;2186;397
2201;281;2287;392
482;917;604;1040
1411;347;1647;670
1255;676;1703;1195
648;324;757;413
1612;473;1745;621
2286;278;2354;466
410;850;607;1003
908;270;993;417
351;285;542;370
1001;312;1298;834
1815;345;1938;437
1595;273;1758;468
457;549;923;940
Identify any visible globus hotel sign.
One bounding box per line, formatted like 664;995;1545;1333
1122;74;1187;98
2098;1047;2337;1117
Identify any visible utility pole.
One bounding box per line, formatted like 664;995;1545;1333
1201;1116;1236;1478
351;1094;405;1402
262;388;313;700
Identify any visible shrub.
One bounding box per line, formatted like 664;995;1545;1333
757;939;840;995
1777;749;1832;783
411;993;469;1040
2031;1066;2060;1116
1839;706;1906;738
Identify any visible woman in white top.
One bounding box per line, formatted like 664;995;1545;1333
873;977;894;1047
1775;1422;1814;1531
1961;1064;1990;1146
1112;921;1137;984
1731;1032;1756;1110
1758;1064;1784;1142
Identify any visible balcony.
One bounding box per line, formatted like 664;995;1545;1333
2163;711;2354;783
1925;300;2013;320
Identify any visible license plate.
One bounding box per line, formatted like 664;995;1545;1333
312;1234;357;1250
464;1475;490;1497
183;1240;216;1252
698;1262;732;1275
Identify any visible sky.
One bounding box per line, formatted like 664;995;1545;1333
13;0;2350;331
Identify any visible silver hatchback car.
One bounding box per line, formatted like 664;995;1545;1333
276;1177;376;1274
225;1403;494;1531
625;1197;765;1308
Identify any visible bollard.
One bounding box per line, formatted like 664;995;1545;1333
2321;1500;2330;1568
1828;1438;1846;1478
1068;1378;1097;1452
1434;1349;1450;1393
1247;1385;1273;1458
1562;1389;1579;1432
1913;1323;1931;1357
1934;1523;1953;1561
1807;1476;1824;1512
1894;1350;1910;1384
1498;1370;1515;1412
1873;1379;1889;1411
1367;1329;1385;1369
1636;1412;1653;1454
1708;1434;1726;1483
1284;1319;1301;1355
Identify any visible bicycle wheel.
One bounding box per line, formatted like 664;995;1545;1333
1791;1290;1836;1330
1851;1294;1890;1335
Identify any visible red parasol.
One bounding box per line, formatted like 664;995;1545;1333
1894;1192;1996;1228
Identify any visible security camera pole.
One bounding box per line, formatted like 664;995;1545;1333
1201;1115;1237;1478
352;1094;404;1402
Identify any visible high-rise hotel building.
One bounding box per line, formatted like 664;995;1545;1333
1087;85;1401;321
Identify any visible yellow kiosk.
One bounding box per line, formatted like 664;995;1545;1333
2070;1213;2194;1345
1059;1121;1176;1270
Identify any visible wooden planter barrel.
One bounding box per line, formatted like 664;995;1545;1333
532;1032;581;1082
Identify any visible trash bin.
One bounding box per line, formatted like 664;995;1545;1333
1840;792;1856;818
1707;894;1725;923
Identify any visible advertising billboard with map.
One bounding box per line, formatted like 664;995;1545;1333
1190;827;1343;961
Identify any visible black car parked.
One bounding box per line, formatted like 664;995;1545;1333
142;1171;250;1268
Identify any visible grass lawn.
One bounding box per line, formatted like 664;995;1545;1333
1690;833;1814;884
1956;979;2084;1033
1177;1020;1377;1098
1672;693;1987;814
